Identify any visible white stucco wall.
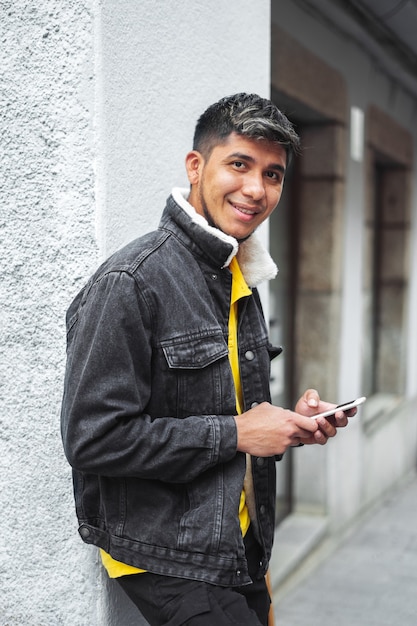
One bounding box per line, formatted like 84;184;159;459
1;1;271;624
97;1;272;623
1;1;99;625
95;0;272;257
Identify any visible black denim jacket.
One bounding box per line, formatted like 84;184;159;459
61;191;281;587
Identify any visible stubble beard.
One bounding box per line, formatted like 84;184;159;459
199;190;253;244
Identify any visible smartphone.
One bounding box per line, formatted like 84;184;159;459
310;396;366;420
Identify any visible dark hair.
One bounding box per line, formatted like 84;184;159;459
193;93;300;164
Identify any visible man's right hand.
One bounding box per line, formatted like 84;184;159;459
234;401;320;457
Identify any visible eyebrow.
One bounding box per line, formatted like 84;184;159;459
227;151;286;174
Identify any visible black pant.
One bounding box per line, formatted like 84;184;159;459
116;526;270;626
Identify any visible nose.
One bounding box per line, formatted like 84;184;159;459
241;171;266;201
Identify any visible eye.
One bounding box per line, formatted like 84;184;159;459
232;161;245;169
265;170;282;182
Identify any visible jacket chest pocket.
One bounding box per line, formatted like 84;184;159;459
160;331;235;417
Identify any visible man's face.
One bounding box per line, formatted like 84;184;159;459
186;132;287;241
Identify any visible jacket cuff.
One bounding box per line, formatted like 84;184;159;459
215;415;238;462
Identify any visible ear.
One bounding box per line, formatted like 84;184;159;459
185;150;204;185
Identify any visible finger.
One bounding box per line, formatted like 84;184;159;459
313;428;329;445
305;388;320;410
296;414;320;434
334;414;349;427
295;389;320;416
321;410;349;428
316;417;337;437
331;410;350;426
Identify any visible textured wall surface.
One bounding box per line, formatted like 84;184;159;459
1;0;271;624
96;1;271;622
0;1;99;624
96;0;271;257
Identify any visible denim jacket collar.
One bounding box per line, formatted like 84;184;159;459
170;188;278;287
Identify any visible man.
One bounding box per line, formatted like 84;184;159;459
61;93;352;625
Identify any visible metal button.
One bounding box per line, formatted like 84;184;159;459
259;505;266;515
210;273;218;280
250;401;259;408
79;526;91;539
245;350;255;361
256;457;265;467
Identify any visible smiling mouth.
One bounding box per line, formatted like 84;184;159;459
230;202;260;217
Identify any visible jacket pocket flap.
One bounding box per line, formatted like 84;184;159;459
162;332;228;370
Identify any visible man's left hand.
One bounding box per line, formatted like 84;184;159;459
294;388;354;446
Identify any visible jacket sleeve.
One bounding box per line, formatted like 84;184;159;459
61;270;238;483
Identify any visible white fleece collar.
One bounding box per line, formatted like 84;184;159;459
172;187;278;287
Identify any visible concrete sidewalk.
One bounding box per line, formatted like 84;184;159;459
273;471;417;625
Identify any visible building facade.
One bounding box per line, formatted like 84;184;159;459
269;0;417;592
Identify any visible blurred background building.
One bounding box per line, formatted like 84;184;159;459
268;0;417;593
1;1;416;624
